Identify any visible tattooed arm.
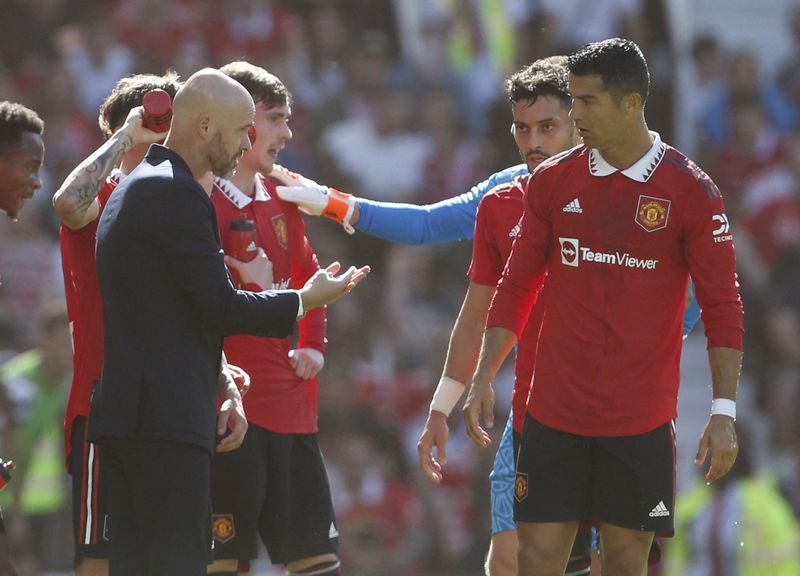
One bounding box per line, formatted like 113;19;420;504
53;106;166;230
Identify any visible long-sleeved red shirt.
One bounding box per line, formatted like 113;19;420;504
213;174;326;434
469;179;544;433
60;170;123;464
487;134;743;437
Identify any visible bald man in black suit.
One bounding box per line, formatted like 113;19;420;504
92;69;368;576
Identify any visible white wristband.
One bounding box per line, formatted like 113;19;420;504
711;398;736;420
429;376;466;417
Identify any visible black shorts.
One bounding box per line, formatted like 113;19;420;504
70;416;111;563
514;414;675;535
211;425;338;564
104;438;213;576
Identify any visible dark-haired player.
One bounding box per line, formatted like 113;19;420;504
466;38;743;575
0;101;44;221
208;61;339;576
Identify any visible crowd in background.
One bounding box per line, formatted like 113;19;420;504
0;0;799;574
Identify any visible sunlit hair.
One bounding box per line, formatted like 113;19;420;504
505;56;571;110
219;61;291;109
568;38;650;104
98;71;182;138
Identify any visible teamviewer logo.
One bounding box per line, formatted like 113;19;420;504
559;237;579;267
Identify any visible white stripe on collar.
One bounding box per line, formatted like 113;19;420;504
213;176;271;209
588;131;666;183
108;168;125;185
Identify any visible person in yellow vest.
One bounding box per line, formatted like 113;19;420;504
663;426;800;576
0;300;72;574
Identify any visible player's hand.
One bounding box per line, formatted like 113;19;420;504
216;385;248;453
299;262;370;310
695;414;738;483
224;363;251;397
463;380;494;448
288;348;325;380
225;248;273;290
119;105;169;145
417;411;450;483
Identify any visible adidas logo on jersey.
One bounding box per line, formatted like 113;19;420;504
563;198;583;213
246;240;257;252
648;501;670;517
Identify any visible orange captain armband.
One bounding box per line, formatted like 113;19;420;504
322;188;356;233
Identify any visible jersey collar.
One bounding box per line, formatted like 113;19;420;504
588;131;666;183
108;168;125;185
213;176;271;209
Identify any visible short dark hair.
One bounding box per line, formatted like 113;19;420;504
505;55;571;109
219;61;291;109
568;38;650;104
98;72;182;138
0;101;44;156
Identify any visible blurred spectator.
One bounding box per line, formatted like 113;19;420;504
56;21;134;118
663;427;800;576
709;93;787;221
778;2;800;111
0;299;72;575
510;0;646;57
416;87;481;203
0;218;62;344
697;48;797;147
320;90;431;201
323;418;438;575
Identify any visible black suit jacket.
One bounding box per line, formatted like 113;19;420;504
90;145;299;453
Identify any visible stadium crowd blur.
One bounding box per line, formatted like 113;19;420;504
1;0;799;574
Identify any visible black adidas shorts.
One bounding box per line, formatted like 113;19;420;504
211;425;338;564
514;414;675;535
70;416;111;563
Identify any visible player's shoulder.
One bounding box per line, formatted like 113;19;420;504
484;163;529;188
260;172;301;216
481;174;528;205
532;144;587;179
660;144;722;200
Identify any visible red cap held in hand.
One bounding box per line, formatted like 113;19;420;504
142;89;173;133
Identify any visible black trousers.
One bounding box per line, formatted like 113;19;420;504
104;438;212;576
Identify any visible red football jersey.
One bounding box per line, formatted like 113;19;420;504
61;170;123;463
468;180;543;433
212;175;326;434
487;134;744;437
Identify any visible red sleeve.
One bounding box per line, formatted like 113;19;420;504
467;194;505;286
486;174;548;337
682;169;744;350
287;206;327;353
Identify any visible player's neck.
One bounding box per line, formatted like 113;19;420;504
230;166;257;197
597;123;653;171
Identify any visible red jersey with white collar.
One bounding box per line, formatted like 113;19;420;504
487;133;744;437
212;174;326;434
60;170;124;463
468;180;543;433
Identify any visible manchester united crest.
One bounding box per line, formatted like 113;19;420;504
515;473;528;502
271;214;289;249
212;514;236;543
635;195;671;232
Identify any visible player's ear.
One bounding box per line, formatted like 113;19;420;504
198;114;212;138
248;125;257;145
622;91;643;114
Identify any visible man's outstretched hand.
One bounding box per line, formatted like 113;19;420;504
298;262;370;311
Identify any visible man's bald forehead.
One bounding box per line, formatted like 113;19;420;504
174;68;254;113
